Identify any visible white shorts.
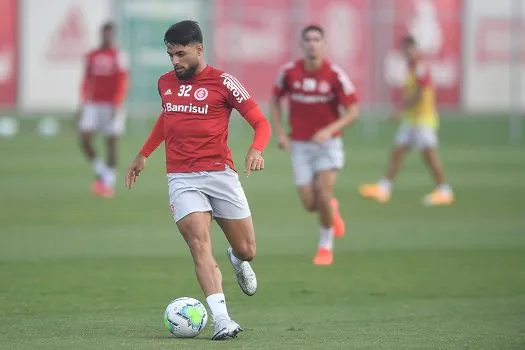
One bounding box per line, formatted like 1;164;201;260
167;167;251;222
78;103;126;136
395;124;438;150
290;138;345;186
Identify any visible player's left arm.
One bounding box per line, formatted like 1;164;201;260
112;51;130;116
321;103;359;135
242;106;272;176
312;69;359;144
222;73;272;176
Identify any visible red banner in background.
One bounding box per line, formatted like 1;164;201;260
213;0;295;103
303;0;372;104
212;0;461;108
213;0;372;104
386;0;461;107
0;0;17;107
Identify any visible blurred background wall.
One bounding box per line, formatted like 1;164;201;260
0;0;523;142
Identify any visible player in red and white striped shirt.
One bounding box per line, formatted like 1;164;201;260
78;22;129;198
271;25;359;266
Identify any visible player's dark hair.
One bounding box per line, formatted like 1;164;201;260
402;35;416;47
164;20;203;46
102;21;114;32
301;24;324;39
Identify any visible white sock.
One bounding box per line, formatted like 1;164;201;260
378;178;392;192
102;167;117;188
228;248;243;269
206;293;230;320
438;184;451;193
318;226;334;250
92;158;107;178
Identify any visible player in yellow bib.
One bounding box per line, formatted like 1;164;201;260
359;36;454;206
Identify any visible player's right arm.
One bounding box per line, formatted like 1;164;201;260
270;96;289;151
77;53;91;121
271;64;292;151
126;80;168;189
125;113;165;189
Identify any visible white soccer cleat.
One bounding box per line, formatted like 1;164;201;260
211;317;242;340
227;247;257;296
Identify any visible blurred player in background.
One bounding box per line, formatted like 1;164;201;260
78;21;129;199
359;35;454;206
124;21;271;340
271;25;359;266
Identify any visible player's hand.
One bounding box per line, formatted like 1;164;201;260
125;154;146;190
244;148;264;177
75;105;84;124
312;128;332;144
277;133;290;151
110;106;119;120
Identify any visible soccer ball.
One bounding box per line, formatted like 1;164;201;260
164;297;208;338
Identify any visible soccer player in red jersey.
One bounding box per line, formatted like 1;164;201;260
78;22;129;199
271;25;359;266
124;21;271;340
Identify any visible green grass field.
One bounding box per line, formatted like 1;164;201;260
1;117;524;349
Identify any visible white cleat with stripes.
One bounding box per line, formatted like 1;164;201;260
211;316;242;340
227;247;258;296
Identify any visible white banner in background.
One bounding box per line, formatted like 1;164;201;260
20;0;111;113
463;0;525;112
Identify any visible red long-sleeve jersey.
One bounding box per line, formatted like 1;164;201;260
140;65;271;173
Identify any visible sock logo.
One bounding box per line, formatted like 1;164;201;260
218;300;225;304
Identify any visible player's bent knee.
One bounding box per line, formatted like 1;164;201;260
235;240;256;261
317;191;333;206
297;185;316;212
301;200;317;212
80;132;93;143
392;145;408;155
315;183;334;203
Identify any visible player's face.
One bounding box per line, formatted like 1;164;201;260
102;28;113;46
402;43;417;61
301;30;324;60
167;43;202;80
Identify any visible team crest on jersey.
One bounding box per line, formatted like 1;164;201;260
318;80;331;94
92;55;116;75
194;87;208;101
302;78;317;92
